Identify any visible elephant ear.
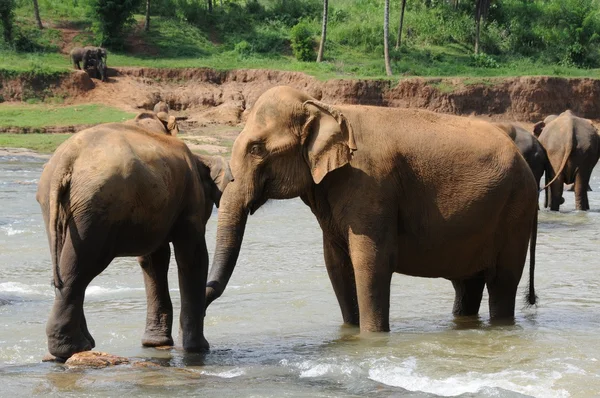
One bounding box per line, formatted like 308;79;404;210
301;100;357;184
533;121;545;137
195;154;233;207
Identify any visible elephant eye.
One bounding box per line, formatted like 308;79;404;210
249;143;265;157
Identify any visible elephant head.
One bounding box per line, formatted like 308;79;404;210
154;101;170;114
128;111;179;136
195;154;233;208
205;85;356;307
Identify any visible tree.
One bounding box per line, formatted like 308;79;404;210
0;0;15;44
88;0;141;48
395;0;406;49
316;0;328;62
144;0;150;32
474;0;491;54
208;0;213;13
384;0;392;75
33;0;43;29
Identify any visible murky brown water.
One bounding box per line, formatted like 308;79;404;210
1;153;600;397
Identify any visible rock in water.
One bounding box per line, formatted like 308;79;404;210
64;351;130;368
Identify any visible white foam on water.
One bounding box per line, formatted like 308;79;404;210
0;282;52;298
368;357;570;398
1;225;26;236
288;359;359;379
85;285;145;297
201;368;246;378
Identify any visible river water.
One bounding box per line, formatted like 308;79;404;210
1;153;600;397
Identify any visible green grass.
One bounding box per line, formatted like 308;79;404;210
0;133;71;153
0;104;136;128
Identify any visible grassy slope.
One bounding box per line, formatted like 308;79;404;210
0;133;71;153
0;104;136;128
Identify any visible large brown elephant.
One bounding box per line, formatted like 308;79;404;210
36;112;231;360
533;110;600;211
205;86;538;334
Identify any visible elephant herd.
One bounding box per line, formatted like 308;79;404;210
36;85;600;361
70;46;108;82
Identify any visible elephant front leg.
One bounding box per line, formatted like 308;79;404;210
323;235;359;326
348;233;393;333
549;174;565;211
138;243;174;347
451;274;485;317
173;234;209;352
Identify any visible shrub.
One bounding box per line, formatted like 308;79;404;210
470;52;499;68
234;40;252;59
86;0;142;49
290;20;315;62
0;0;15;45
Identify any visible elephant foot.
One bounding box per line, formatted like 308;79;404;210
42;352;67;363
47;332;94;360
181;336;210;353
142;333;174;348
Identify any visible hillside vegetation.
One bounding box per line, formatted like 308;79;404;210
0;0;599;79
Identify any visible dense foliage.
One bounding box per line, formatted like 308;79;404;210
4;0;600;75
0;0;16;44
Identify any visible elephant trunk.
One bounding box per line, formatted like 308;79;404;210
205;184;249;309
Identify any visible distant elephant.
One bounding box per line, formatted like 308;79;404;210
205;86;538;335
36;112;231;360
153;101;170;114
533;110;600;210
70;46;107;82
494;122;553;190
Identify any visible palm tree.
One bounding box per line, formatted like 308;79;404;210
144;0;150;32
33;0;42;29
316;0;328;62
384;0;393;75
395;0;407;49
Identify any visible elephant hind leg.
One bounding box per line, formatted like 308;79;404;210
451;274;485;317
574;170;592;211
46;226;112;359
139;242;174;348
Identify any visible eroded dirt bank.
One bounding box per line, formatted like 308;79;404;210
2;68;600;128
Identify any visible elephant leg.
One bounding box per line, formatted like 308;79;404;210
323;235;359;326
487;238;528;321
574;169;592;211
138;243;173;347
349;233;392;333
172;228;209;352
549;174;565;211
451;274;485;317
46;227;111;359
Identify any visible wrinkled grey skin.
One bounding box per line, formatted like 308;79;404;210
70;46;107;81
36;112;232;360
494;123;553;190
534;110;600;210
205;86;538;335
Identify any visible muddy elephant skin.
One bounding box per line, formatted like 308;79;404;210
36;112;231;360
205;86;539;335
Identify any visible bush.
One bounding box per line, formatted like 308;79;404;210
234;40;252;59
86;0;141;49
470;52;499;68
289;20;315;62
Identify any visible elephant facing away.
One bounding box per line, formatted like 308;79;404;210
36;112;231;360
70;46;107;81
534;110;600;211
494;122;553;190
205;86;538;335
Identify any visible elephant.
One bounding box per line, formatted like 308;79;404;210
494;122;553;190
154;101;170;114
36;112;232;360
533;110;600;211
204;86;539;335
70;46;107;82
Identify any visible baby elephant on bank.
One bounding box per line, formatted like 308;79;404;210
37;112;231;360
70;46;107;81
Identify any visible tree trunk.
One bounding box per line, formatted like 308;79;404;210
144;0;150;32
395;0;407;50
316;0;328;62
208;0;213;13
33;0;42;29
454;0;459;10
474;0;481;54
384;0;393;76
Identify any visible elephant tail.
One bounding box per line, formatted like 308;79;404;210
539;123;575;192
527;206;538;306
48;168;72;290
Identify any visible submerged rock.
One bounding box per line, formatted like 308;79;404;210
64;351;130;368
